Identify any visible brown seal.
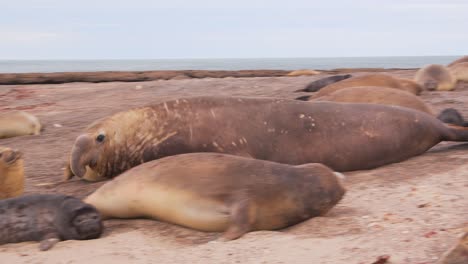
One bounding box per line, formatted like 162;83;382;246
436;232;468;264
287;69;321;76
0;147;24;199
447;55;468;67
305;74;422;99
84;153;346;241
66;96;468;181
295;74;352;92
0;194;103;250
448;62;468;82
414;64;456;91
0;111;42;139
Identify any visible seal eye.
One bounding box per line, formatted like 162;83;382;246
96;134;105;143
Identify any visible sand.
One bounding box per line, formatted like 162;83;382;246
0;69;467;263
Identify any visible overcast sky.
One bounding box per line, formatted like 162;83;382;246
1;0;467;59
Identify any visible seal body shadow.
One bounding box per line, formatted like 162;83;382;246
84;153;346;241
0;194;103;250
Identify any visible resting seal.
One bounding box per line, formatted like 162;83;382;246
0;194;103;250
447;55;468;67
66;96;468;181
295;74;352;92
287;69;321;76
0;147;24;199
84;153;346;241
0;111;42;139
414;64;456;91
305;74;422;99
437;232;468;264
448;62;468;82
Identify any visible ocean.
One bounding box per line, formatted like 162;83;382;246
0;56;461;74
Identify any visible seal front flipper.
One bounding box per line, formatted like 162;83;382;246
39;234;60;251
218;195;255;241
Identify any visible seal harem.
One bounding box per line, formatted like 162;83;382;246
85;153;346;241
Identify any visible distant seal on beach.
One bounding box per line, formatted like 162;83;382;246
295;74;352;92
0;111;42;139
448;62;468;82
287;69;321;76
299;86;434;114
0;194;103;251
447;56;468;67
0;147;24;199
414;64;456;91
306;74;422;99
65;96;468;181
84;153;346;241
436;232;468;264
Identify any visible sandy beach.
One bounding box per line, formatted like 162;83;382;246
0;69;467;264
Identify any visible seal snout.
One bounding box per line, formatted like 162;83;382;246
70;134;96;178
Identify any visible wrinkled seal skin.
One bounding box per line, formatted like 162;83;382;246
0;147;24;199
414;64;456;91
295;74;352;93
448;62;468;82
67;96;468;182
85;153;346;241
0;194;103;251
305;74;422;99
436;232;468;264
299;86;434;114
0;111;42;139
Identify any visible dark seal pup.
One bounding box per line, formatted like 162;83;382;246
66;96;468;181
295;74;352;92
0;194;103;250
84;153;346;241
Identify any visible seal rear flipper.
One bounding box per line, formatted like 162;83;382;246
217;196;255;241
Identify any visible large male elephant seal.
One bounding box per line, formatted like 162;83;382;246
447;55;468;67
84;153;346;241
0;147;24;199
0;194;103;250
0;111;42;139
448;62;468;82
295;74;352;92
305;74;422;99
414;64;456;91
66;96;468;181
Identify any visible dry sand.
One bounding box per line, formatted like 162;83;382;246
0;70;467;263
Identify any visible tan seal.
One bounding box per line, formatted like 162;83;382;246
0;147;24;199
414;64;456;91
84;153;346;241
447;55;468;67
0;111;42;139
287;69;321;76
436;232;468;264
448;62;468;82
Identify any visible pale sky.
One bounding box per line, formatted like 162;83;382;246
1;0;467;59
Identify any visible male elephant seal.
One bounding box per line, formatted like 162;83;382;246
436;232;468;264
66;96;468;181
448;62;468;82
84;153;346;241
447;55;468;67
305;74;422;99
0;111;42;139
414;64;456;91
0;147;24;199
295;74;352;92
0;194;103;250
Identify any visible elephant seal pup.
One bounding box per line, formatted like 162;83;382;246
436;232;468;264
414;64;456;91
84;153;346;241
66;96;468;181
306;86;434;114
0;194;103;250
287;69;321;76
295;74;352;92
0;147;24;199
307;74;421;99
0;111;42;139
447;55;468;67
448;62;468;82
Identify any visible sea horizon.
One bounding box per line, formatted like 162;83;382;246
0;55;462;74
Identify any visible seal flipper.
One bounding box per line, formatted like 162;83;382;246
295;95;312;101
437;108;467;127
39;234;60;251
218;195;255;241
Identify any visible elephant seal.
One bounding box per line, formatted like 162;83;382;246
0;194;103;250
437;232;468;264
303;86;434;114
0;147;24;199
414;64;456;91
447;55;468;67
0;111;42;139
306;74;422;99
84;153;346;241
448;62;468;82
287;69;321;76
66;96;468;181
295;74;352;92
